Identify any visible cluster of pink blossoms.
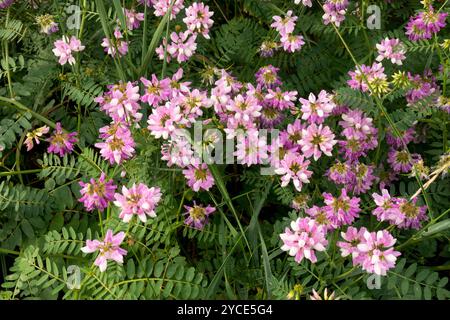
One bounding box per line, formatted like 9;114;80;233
375;38;406;65
101;28;129;57
322;0;349;27
114;183;162;223
280;217;328;263
123;8;145;30
52;36;85;66
81;229;127;272
156;2;214;63
338;227;401;276
270;10;305;53
406;70;438;105
372;189;428;229
46;122;78;157
24;126;49;151
405;6;447;41
139;0;185;19
347;62;387;93
78;173;117;212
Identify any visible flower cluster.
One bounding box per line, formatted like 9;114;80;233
101;28;129;57
406;6;447;41
376;38;406;65
52;36;85;66
338;227;401;276
46;122;78;157
79;173;117;212
270;10;305;53
183;202;216;229
114;183;162;223
280;217;328;263
322;0;349;27
81;230;127;272
372;189;428;229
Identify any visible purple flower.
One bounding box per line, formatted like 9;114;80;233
183;202;216;230
81;229;127;272
182;161;215;192
323;189;361;227
46;122;78;157
95;123;135;165
78;173;117;212
275;151;313;192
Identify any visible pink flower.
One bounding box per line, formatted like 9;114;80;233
161;134;194;167
81;229;127;272
326;160;351;185
271;10;298;35
150;0;185;19
52;36;85;65
323;189;361;227
167;31;197;63
140;74;171;107
279;119;304;150
147;102;183;139
357;230;401;275
300;90;335;124
114;183;162;223
176;89;212;124
265;88;298;111
124;8;144;30
299;123;337;160
280;217;328;263
306;206;337;231
183;2;214;39
372;189;402;224
376;38;406;65
25;126;49;151
275;151;313;192
183;202;215;229
46;122;78;157
235;129;269;166
78;173;116;212
255;65;281;89
95;123;135;165
294;0;312;6
95;82;142;123
226;94;262;122
337;226;367;264
280;33;305;53
101;28;129;57
322;2;347;27
182;161;215;192
387;148;419;173
396;198;428;230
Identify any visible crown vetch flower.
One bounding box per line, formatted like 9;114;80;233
337;226;367;264
147;102;183;139
52;36;85;65
300;90;335;124
387;148;421;173
95;123;135;165
102;28;129;57
183;202;216;230
279;119;304;150
81;229;127;272
79;173;117;212
265;88;298;111
114;183;162;223
183;2;214;39
226;94;262;122
406;7;447;41
235;129;269;166
167;31;197;63
124;8;145;30
396;198;428;230
25;126;49;151
299;123;337;161
95;82;142;123
255;65;282;89
280;217;328;264
161;136;194;168
271;10;298;35
294;0;312;7
306;206;337;232
182;161;215;192
280;33;305;53
47;122;78;157
357;229;401;276
375;38;406;65
140;74;171;107
0;0;15;9
275;151;313;192
323;189;361;227
36;14;59;35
